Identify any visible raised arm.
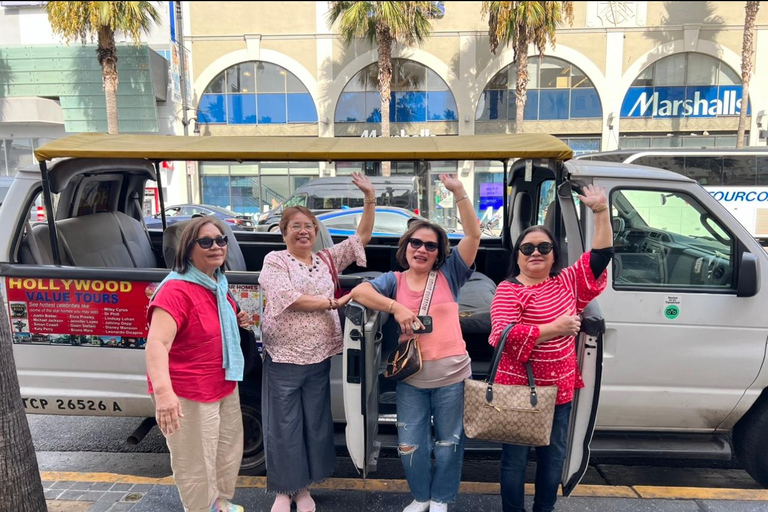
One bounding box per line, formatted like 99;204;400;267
352;172;376;246
578;184;612;250
440;174;481;267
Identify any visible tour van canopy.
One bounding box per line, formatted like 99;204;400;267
35;132;573;163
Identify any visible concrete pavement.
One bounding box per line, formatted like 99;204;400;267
41;472;768;512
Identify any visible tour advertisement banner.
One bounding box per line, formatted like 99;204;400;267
5;277;262;351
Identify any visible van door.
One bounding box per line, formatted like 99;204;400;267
591;177;768;432
552;182;605;495
342;301;384;477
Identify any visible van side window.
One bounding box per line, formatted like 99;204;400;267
611;188;735;290
284;193;307;208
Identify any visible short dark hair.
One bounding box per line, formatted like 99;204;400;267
279;206;319;235
396;219;451;270
507;225;561;279
173;216;228;274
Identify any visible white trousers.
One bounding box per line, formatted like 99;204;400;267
160;389;243;512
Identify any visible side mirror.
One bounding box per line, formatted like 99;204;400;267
737;251;759;298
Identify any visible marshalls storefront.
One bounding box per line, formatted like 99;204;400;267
180;1;768;226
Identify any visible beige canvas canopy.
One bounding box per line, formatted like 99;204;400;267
35;132;573;162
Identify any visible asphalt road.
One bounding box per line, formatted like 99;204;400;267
28;414;765;490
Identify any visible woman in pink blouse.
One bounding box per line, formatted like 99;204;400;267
258;173;375;512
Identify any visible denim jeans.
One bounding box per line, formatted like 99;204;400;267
500;402;573;512
396;380;466;504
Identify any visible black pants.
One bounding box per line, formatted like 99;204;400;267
262;354;336;494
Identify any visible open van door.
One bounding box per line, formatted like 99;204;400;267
342;301;383;477
556;181;605;496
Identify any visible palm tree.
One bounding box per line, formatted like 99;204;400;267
737;1;760;149
46;1;161;134
482;1;573;133
0;305;46;511
327;1;440;175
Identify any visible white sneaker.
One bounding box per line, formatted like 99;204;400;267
429;501;448;512
403;499;430;512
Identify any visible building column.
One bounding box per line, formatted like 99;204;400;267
602;31;624;151
316;1;335;175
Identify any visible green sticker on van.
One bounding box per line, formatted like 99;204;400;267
664;305;680;320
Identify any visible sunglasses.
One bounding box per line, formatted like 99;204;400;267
519;242;553;256
195;235;228;250
408;238;439;252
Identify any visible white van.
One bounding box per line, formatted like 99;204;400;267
2;134;768;492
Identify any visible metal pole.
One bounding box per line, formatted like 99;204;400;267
502;159;510;250
39;161;60;265
155;161;168;230
175;1;194;203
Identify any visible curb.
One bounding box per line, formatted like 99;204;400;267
41;472;768;502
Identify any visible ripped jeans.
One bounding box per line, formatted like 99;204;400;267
396;380;466;504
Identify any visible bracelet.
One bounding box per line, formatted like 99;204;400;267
388;300;394;314
328;298;334;310
456;194;469;204
591;203;608;213
364;198;376;205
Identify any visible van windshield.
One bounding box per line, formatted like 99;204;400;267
284;194;307;208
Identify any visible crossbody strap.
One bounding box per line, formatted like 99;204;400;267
418;270;438;316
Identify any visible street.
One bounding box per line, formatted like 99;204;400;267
28;414;764;491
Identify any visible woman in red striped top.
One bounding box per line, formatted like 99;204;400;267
489;185;613;512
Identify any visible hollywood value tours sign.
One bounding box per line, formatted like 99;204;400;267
621;86;749;118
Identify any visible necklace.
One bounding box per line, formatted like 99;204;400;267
288;251;320;273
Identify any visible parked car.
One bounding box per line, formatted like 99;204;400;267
145;204;254;231
255;176;419;232
316;206;463;239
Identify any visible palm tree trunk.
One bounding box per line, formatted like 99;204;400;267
377;24;392;176
514;30;529;134
98;25;120;135
0;305;46;511
737;1;760;149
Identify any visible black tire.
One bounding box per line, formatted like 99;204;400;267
239;391;266;475
734;390;768;488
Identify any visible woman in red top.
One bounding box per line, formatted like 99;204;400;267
489;185;613;512
146;217;250;512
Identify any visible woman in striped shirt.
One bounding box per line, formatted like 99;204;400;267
488;184;613;512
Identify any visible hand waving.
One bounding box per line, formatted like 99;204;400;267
439;174;464;195
577;184;607;210
351;172;375;198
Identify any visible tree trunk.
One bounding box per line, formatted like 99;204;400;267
98;26;120;135
514;30;529;134
737;1;760;149
377;24;392;176
0;305;46;511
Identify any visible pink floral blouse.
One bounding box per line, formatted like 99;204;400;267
258;235;367;365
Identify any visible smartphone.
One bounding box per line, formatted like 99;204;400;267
397;315;433;334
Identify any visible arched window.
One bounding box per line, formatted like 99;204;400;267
198;62;317;125
476;56;601;122
621;53;744;119
335;59;458;123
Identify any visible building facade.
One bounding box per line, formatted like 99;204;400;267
181;1;768;221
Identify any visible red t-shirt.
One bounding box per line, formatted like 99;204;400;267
147;280;237;403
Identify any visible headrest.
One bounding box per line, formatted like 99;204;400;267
162;218;247;271
312;220;334;252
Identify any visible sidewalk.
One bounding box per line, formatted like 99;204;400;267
42;472;768;512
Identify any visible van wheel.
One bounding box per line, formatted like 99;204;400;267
734;393;768;487
239;392;266;475
268;225;280;233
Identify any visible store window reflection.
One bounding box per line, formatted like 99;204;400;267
198;62;318;125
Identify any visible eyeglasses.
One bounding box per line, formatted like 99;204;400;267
195;236;228;250
288;223;315;232
408;238;439;252
519;242;553;256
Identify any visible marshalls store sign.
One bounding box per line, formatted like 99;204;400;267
621;86;748;118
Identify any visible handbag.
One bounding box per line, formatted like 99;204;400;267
383;270;437;381
317;250;342;299
463;323;558;446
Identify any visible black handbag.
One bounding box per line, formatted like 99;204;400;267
384;270;437;381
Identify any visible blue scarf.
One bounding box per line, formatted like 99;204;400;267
155;265;243;382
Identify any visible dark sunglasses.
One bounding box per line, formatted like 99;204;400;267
519;242;553;256
408;238;439;252
195;235;228;250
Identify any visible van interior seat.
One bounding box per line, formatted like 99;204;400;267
54;212;158;268
19;223;68;265
162;218;247;271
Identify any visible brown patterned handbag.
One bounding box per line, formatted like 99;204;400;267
463;323;558;446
